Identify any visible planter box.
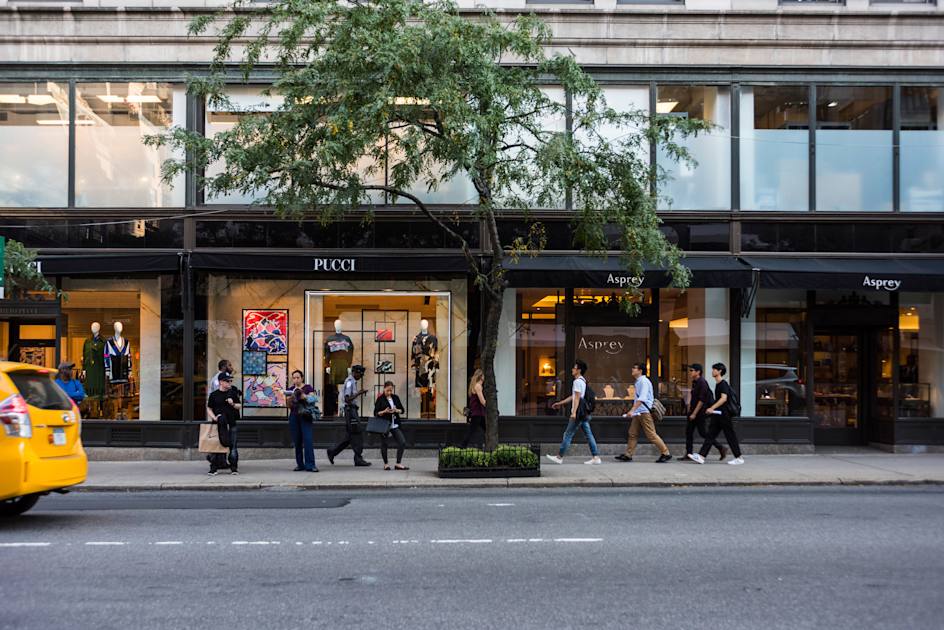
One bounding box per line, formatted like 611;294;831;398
437;445;541;478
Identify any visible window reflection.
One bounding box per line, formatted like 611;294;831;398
901;87;944;213
0;82;69;207
516;289;565;416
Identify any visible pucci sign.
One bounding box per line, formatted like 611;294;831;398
863;275;901;292
313;258;356;272
605;273;644;289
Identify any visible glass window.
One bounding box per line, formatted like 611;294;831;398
656;85;731;211
75;82;186;207
815;86;893;212
740;290;808;418
901;87;944;212
59;277;166;420
659;288;730;416
515;288;565;417
0;82;69;207
740;86;809;211
899;294;944;418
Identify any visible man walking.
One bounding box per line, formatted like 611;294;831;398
206;373;241;475
689;363;745;465
326;365;371;467
615;363;672;463
547;359;602;465
683;363;726;462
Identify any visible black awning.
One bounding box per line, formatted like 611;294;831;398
502;255;753;289
39;253;182;275
190;252;469;274
741;256;944;292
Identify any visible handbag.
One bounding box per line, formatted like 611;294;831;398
198;422;229;454
366;417;393;435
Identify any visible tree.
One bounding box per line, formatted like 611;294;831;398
151;0;709;447
2;239;58;300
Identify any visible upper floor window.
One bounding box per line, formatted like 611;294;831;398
901;86;943;213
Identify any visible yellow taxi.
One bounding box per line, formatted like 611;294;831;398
0;361;87;516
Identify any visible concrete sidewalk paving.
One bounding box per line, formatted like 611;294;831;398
77;452;944;490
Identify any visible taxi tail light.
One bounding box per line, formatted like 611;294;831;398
0;394;33;438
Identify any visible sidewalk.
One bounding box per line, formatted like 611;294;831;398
78;452;944;491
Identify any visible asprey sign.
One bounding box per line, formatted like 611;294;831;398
862;275;901;291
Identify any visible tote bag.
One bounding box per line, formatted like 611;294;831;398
199;422;229;454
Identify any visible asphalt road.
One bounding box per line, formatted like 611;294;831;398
2;487;942;630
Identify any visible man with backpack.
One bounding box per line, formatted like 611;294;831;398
547;359;602;465
615;362;672;463
688;362;745;465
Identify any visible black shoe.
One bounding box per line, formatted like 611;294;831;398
307;468;319;473
354;459;372;467
293;466;304;472
208;469;218;476
327;450;335;465
656;454;673;463
719;446;728;461
614;454;632;462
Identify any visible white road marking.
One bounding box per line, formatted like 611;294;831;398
2;537;606;550
392;540;419;544
488;503;515;507
528;538;545;542
0;542;51;547
312;541;323;545
553;538;603;543
86;542;125;546
154;541;183;546
506;539;528;543
430;539;492;544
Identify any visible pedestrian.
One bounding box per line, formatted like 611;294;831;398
55;362;86;405
682;363;726;462
546;359;602;465
288;369;318;472
210;358;233;393
206;373;241;475
688;363;745;465
615;362;672;463
460;368;487;448
326;365;371;467
373;381;409;471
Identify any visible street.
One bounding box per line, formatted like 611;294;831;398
2;487;942;629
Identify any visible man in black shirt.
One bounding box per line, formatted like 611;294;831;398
683;363;726;461
689;363;745;465
206;373;242;475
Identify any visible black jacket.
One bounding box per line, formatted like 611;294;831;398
373;394;404;425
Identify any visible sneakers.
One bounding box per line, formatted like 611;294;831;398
614;454;632;462
230;470;239;475
584;456;603;465
545;454;564;465
207;470;218;476
728;457;745;465
687;453;706;464
655;454;672;463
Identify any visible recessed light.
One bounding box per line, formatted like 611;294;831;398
126;95;162;104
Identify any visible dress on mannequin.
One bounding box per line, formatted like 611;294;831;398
411;330;438;388
82;333;107;400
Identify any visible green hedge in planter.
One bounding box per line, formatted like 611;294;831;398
439;445;538;469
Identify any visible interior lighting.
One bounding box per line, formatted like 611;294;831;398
656;100;679;114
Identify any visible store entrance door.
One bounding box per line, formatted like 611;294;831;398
812;327;894;446
5;320;57;368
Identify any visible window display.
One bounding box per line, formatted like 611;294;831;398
515;289;565;417
899;294;944;418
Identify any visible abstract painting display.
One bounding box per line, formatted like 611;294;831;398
243;310;288;355
243;364;287;408
242;350;267;376
375;353;395;374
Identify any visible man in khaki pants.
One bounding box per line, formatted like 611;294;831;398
615;363;672;463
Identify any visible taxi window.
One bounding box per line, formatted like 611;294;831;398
8;371;72;411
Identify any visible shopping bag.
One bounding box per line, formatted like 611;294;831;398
199;422;229;453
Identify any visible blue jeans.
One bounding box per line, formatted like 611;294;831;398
558;417;599;457
288;411;316;470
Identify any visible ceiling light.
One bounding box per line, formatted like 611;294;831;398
656;100;679;114
0;94;26;104
26;94;55;105
35;119;68;125
669;317;689;329
126;95;162;103
97;95;125;104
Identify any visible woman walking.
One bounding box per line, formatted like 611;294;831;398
287;369;318;472
461;369;487;448
373;381;409;470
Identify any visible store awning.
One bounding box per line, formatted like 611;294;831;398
741;256;944;292
502;255;753;289
189;252;469;274
39;253;183;275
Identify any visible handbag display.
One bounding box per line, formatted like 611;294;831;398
198;422;229;454
366;417;393;435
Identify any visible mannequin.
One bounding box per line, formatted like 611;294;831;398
104;321;132;384
82;322;107;405
324;319;354;415
411;319;439;418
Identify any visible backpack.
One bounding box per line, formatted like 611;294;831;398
724;384;741;418
577;377;596;417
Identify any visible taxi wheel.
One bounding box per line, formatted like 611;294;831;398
0;494;41;517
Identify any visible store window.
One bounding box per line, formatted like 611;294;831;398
0;81;69;207
75;82;186;207
815;86;893;212
740;86;809;211
740;290;808;418
201;275;467;421
659;289;730;416
899;294;944;418
901;86;944;213
515;288;565;416
59;277;166;420
656;85;731;211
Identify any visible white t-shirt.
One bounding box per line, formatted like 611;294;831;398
572;377;587;398
385;396;399;429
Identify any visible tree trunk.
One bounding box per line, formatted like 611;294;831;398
481;283;505;450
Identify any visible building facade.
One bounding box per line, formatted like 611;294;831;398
1;2;943;451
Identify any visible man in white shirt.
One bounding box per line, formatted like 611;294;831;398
547;359;602;465
616;362;672;463
209;359;233;393
326;365;371;467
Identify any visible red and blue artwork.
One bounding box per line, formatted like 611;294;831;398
243;310;288;355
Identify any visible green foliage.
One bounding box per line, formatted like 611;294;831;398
2;239;59;299
439;445;538;469
491;445;538;469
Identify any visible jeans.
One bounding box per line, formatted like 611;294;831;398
558;417;599;457
699;412;742;459
461;415;486;448
685;414;722;456
289;411;316;470
380;427;407;465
